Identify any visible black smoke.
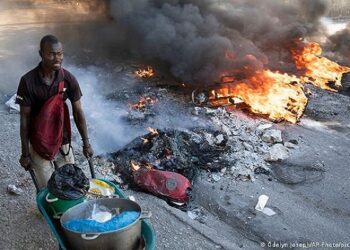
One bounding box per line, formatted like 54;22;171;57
324;23;350;65
107;0;329;84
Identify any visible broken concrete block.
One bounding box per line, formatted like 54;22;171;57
261;129;282;143
284;142;299;149
266;144;289;161
214;134;225;145
256;123;272;132
204;133;215;146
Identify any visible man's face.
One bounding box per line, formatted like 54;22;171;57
40;42;64;71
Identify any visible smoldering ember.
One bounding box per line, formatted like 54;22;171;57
1;0;350;249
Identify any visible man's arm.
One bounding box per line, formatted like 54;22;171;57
72;100;93;158
19;106;32;170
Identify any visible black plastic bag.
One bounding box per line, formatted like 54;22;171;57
48;164;89;199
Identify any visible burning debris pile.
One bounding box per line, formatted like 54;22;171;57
127;94;158;123
192;41;350;124
110;127;228;184
134;66;155;78
105;1;350;124
107;103;301;202
194;70;308;123
292;42;350;91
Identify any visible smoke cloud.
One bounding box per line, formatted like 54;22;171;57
108;0;329;84
324;23;350;65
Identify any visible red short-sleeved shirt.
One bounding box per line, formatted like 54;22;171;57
16;63;82;144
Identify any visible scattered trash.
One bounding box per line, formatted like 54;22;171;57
254;167;270;175
133;168;191;203
235;174;252;182
261;207;276;216
211;173;221;182
255;194;268;211
112;128;227;184
187;207;203;221
255;194;276;216
220;167;227;174
5;94;20;112
129;195;136;202
187;210;198;220
89;179;115;197
7;184;23;195
261;129;282;143
191;107;203;116
214;134;225;145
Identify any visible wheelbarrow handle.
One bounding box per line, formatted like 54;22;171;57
88;158;96;179
29;168;40;194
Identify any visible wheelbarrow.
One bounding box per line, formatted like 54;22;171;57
30;159;156;250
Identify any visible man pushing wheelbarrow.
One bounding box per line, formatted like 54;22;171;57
16;34;94;190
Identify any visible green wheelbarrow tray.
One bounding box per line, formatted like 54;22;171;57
36;179;156;250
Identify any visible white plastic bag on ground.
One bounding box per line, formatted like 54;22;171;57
5;94;20;112
255;194;276;216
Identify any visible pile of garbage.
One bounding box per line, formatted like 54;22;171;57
110;128;229;182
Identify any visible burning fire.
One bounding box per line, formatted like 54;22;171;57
130;160;140;171
130;160;153;171
128;96;157;110
147;127;159;135
141;137;149;144
292;42;350;92
135;66;155;78
202;42;350;123
213;70;307;123
163;148;172;159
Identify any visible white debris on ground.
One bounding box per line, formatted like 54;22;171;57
7;184;23;195
5;94;20;112
255;194;276;216
191;106;299;182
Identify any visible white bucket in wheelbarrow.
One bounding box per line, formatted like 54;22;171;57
60;198;151;250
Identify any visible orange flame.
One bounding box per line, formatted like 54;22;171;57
128;96;157;110
130;160;153;171
141;137;149;144
147;127;159;135
213;70;307;123
135;66;155;78
145;163;153;169
292;42;350;92
164;148;172;159
130;160;140;171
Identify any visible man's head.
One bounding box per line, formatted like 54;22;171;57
39;35;63;71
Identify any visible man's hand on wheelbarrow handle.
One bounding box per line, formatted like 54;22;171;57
19;154;32;171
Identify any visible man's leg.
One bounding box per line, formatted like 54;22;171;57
29;145;55;189
55;144;75;168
